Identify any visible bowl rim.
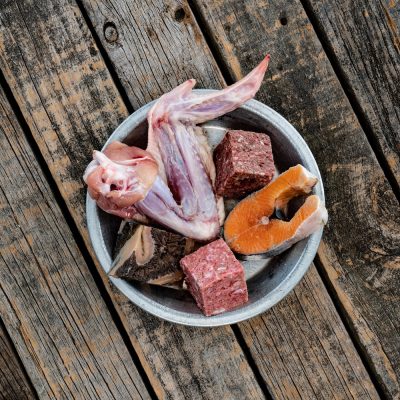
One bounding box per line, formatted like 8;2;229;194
86;90;325;327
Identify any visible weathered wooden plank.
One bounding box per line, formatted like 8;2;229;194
192;0;400;397
303;0;400;188
240;265;378;399
0;1;383;399
0;321;36;400
0;87;150;398
81;0;224;110
80;1;383;398
0;1;265;399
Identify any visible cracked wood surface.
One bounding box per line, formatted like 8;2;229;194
302;0;400;188
193;0;400;397
0;82;150;398
0;1;264;399
0;322;36;400
0;0;395;398
238;265;378;400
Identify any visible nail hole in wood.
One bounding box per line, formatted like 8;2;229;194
147;27;156;39
89;45;97;56
104;21;119;43
280;17;288;26
174;7;186;22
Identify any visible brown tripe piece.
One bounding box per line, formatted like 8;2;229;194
111;223;195;285
213;130;274;198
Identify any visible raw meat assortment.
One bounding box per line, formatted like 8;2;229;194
180;239;248;316
84;56;271;241
214;130;275;198
111;224;194;285
84;54;329;317
224;165;328;256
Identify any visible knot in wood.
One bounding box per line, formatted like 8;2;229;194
174;7;186;22
104;22;118;43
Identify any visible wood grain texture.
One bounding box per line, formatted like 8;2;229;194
193;0;400;397
239;265;378;400
0;86;150;398
302;0;400;187
116;305;263;400
0;0;385;398
79;0;383;396
0;322;36;400
0;1;264;399
80;0;224;109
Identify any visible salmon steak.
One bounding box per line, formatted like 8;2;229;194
224;165;328;256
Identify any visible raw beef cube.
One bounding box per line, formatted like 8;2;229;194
180;239;248;316
214;130;274;198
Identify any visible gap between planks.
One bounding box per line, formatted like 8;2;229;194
75;0;134;113
0;318;39;400
73;2;274;397
312;255;388;400
231;325;274;400
0;64;159;400
187;0;385;396
187;0;236;86
187;1;395;398
298;0;400;204
0;0;384;398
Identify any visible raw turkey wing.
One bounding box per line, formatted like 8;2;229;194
84;55;270;240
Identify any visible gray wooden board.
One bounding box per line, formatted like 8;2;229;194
239;264;378;400
302;0;400;188
0;78;149;398
193;0;400;397
76;0;383;396
80;0;224;110
0;0;385;398
0;322;36;400
0;1;265;399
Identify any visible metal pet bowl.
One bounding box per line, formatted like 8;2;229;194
86;90;325;327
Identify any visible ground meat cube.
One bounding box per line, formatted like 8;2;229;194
214;130;274;198
180;239;248;316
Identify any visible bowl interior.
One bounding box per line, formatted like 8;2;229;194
88;94;324;326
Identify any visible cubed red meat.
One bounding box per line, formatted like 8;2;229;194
180;239;248;316
213;130;274;198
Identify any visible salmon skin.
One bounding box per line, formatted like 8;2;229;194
224;165;328;256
